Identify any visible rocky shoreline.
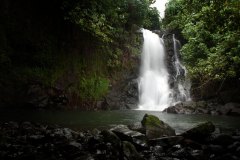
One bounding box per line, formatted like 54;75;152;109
163;101;240;116
1;114;240;160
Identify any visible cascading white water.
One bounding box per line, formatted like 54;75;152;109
138;30;191;111
138;29;171;111
172;34;191;102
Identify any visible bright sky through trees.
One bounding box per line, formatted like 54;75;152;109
151;0;169;18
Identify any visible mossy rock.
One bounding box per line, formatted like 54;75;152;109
181;121;215;141
141;114;175;139
141;114;164;128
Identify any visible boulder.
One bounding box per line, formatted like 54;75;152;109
211;134;234;146
208;144;224;154
141;114;175;139
169;147;192;159
128;122;145;133
110;125;147;149
122;141;144;160
228;141;240;152
181;121;215;141
228;108;240;116
195;108;209;114
164;101;197;114
196;101;208;108
53;128;78;140
190;149;204;160
164;105;178;114
148;136;184;147
219;102;240;115
101;130;121;148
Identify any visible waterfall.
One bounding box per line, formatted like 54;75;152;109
138;29;171;111
138;29;191;111
172;34;191;103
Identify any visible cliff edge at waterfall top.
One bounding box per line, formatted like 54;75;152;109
138;29;190;111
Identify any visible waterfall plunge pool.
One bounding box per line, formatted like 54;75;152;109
0;109;239;134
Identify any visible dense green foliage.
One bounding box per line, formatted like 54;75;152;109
63;0;160;42
0;0;161;107
164;0;240;86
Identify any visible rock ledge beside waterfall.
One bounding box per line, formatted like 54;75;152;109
163;101;240;116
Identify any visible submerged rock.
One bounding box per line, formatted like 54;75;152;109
141;114;175;139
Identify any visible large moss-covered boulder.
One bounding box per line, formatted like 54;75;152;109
141;114;175;139
181;121;215;141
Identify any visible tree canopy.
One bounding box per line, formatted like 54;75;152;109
164;0;240;85
63;0;160;42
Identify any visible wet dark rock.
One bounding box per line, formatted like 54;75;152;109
190;149;204;160
181;138;203;149
227;141;240;151
128;122;145;133
53;128;74;140
69;141;82;150
170;147;192;159
212;153;239;160
208;144;224;154
21;121;33;130
164;101;240;117
110;125;147;149
211;134;234;146
8;121;19;129
220;103;240;115
26;84;68;109
236;146;240;156
228;108;240;116
148;136;184;147
122;141;144;160
110;125;145;140
153;145;164;153
164;101;198;114
181;121;215;141
105;62;139;110
141;114;175;139
28;135;45;144
164;106;178;114
195;108;209;114
100;130;121;148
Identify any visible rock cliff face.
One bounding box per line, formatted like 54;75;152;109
163;33;191;103
105;56;140;110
